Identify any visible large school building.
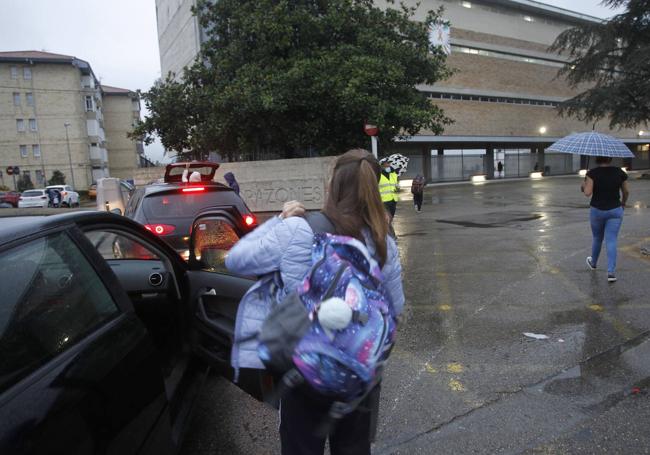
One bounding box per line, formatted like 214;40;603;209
155;0;650;181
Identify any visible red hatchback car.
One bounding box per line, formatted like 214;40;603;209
0;191;20;207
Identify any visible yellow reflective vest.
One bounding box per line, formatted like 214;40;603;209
379;172;399;202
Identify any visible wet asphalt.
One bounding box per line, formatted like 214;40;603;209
181;174;650;455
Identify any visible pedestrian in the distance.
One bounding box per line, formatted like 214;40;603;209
411;174;425;212
497;161;504;178
378;158;399;220
581;156;630;282
225;149;405;455
224;172;240;195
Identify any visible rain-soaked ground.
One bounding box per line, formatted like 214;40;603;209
181;174;650;454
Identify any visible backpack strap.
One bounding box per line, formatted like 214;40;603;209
305;211;336;235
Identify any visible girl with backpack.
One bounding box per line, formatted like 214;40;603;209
411;174;425;212
225;149;405;455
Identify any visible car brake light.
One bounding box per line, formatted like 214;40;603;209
41;196;47;200
244;215;256;226
19;197;23;201
144;224;176;235
182;187;205;193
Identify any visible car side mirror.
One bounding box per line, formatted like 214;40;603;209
189;213;241;272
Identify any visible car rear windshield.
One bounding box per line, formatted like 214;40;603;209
142;190;244;219
166;166;216;181
23;191;43;197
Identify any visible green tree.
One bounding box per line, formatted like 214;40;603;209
551;0;650;128
17;174;34;192
48;170;66;185
132;0;452;160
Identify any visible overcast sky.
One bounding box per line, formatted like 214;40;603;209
0;1;625;163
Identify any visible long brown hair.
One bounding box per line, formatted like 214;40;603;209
323;149;389;265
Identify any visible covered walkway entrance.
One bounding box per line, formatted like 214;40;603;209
390;136;650;182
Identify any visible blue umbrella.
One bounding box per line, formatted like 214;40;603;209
547;131;634;158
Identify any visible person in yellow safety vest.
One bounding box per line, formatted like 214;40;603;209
379;158;399;220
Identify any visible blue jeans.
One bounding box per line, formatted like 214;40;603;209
590;206;624;274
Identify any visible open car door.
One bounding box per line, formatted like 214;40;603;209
185;211;274;401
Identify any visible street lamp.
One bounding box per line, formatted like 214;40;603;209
64;122;76;189
538;126;547;135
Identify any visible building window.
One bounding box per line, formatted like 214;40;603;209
29;119;38;131
32;145;41;158
10;66;18;79
19;145;27;158
16;119;25;132
23;67;32;80
85;95;94;112
13;92;21;106
26;93;34;106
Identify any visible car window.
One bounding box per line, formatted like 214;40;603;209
0;232;119;393
22;190;43;197
125;189;144;217
143;191;242;219
192;218;240;272
85;230;160;261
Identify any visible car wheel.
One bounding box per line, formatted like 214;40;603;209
62;202;69;208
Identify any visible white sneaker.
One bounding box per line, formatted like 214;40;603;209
586;257;596;270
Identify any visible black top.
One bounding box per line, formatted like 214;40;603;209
586;166;627;210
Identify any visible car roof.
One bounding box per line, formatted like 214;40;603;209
0;211;141;245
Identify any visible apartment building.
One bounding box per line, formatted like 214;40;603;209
0;51;144;191
154;0;649;180
101;85;145;180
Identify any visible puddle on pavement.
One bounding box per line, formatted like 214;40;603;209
535;330;650;408
400;231;429;237
436;212;543;229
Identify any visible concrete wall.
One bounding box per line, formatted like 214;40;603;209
375;0;582;46
156;0;201;80
135;156;337;212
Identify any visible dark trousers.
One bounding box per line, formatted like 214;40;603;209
413;193;423;211
279;386;379;455
383;200;397;218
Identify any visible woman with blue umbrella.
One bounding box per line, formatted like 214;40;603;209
548;131;632;283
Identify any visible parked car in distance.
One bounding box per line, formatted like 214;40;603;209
17;189;49;208
45;185;79;207
125;162;256;260
0;191;20;207
0;211;267;455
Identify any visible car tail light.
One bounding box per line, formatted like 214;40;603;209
41;196;47;200
18;197;23;201
182;187;205;193
244;215;256;226
144;224;176;235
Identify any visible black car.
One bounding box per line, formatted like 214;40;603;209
0;211;269;454
125;162;256;260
